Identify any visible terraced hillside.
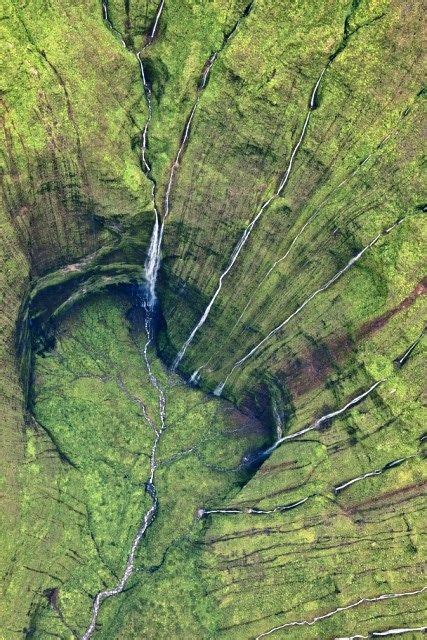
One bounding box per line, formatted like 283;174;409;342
0;0;425;638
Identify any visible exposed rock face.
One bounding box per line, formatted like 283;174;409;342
0;0;425;637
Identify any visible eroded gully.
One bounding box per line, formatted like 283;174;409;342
81;2;165;637
172;63;328;370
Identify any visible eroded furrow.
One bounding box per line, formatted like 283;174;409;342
255;586;427;639
173;63;327;369
214;219;405;395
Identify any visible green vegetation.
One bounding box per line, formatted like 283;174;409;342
0;0;425;637
20;292;266;637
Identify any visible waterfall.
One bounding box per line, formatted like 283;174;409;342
214;218;405;395
172;63;329;370
144;209;161;308
80;3;166;639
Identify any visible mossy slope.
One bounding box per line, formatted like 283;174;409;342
0;0;425;637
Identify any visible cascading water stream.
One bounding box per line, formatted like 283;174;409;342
255;586;427;639
172;62;329;370
214;217;405;396
199;496;309;517
81;295;166;640
145;0;253;304
263;380;384;457
333;455;412;494
80;2;165;638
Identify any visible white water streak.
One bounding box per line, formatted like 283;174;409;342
335;626;427;639
201;496;309;516
81;305;166;640
263;380;383;456
309;64;328;108
173;65;328;369
164;102;199;221
149;0;165;40
272;400;284;440
145;208;160;307
199;53;218;89
215;219;404;394
334;457;408;493
102;1;126;46
255;586;427;639
397;334;422;365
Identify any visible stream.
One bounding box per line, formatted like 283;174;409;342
173;62;329;369
81;2;165;637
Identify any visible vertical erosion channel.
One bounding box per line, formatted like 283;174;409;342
81;2;165;637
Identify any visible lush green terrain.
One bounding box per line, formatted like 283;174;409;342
0;0;425;638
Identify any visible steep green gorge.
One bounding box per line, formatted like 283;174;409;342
0;0;425;638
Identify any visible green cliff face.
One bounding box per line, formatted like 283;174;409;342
0;0;425;638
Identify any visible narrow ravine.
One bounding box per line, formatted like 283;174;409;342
255;586;427;639
80;2;166;637
214;218;405;395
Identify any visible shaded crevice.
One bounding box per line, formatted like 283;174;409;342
28;414;79;470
